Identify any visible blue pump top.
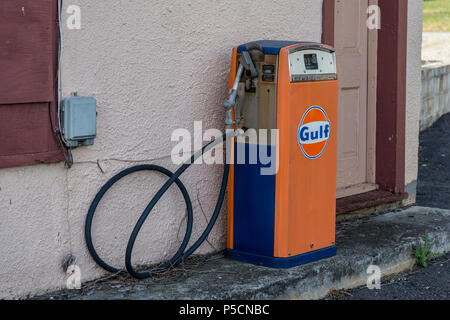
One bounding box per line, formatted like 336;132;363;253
237;40;314;55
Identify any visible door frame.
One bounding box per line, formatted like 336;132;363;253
322;0;408;203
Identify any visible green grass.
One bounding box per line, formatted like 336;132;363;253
423;0;450;32
412;233;444;268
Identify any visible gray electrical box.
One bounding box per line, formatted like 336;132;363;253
62;95;97;148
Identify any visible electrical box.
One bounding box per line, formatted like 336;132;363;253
62;95;97;148
226;41;338;268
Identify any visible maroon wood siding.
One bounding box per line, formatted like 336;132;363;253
321;0;335;46
0;0;65;168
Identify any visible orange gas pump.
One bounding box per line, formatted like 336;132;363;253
226;41;338;268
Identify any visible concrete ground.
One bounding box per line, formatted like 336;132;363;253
329;113;450;300
329;252;449;300
32;206;450;300
422;32;450;65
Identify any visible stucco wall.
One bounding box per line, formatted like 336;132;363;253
0;164;70;298
405;0;424;187
0;0;323;299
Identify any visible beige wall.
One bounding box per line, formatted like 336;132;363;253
0;0;323;299
405;0;424;186
0;164;70;298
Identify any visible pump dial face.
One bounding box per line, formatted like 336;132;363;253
288;47;337;82
304;54;318;70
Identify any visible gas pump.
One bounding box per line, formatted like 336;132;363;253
226;41;338;268
85;40;338;278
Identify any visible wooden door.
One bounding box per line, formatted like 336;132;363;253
334;0;376;198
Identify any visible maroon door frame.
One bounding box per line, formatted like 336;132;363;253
0;0;65;169
322;0;408;198
375;0;408;194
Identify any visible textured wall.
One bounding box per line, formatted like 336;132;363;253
0;0;322;298
0;164;70;298
405;0;424;186
420;64;450;131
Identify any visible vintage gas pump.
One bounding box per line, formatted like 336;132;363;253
86;40;338;279
226;41;339;268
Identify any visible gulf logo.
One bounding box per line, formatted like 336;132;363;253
297;106;331;160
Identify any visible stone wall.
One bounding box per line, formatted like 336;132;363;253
420;64;450;131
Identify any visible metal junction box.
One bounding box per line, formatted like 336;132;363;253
62;95;97;148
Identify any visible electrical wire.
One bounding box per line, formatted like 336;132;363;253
57;0;64;145
56;0;73;168
85;133;232;278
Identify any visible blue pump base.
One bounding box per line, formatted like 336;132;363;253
226;246;337;269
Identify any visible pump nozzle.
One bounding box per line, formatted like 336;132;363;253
223;48;261;130
224;64;244;130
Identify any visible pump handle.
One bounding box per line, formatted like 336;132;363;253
240;52;259;79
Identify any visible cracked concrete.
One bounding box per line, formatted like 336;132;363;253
33;206;450;300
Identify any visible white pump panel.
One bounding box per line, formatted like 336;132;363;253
288;47;336;82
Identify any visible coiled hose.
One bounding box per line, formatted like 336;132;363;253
85;133;230;279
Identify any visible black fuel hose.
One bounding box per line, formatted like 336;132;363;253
85;133;230;278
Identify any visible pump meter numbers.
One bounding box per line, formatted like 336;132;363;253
304;53;319;70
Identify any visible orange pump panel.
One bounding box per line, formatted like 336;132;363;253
226;46;238;250
274;45;338;258
227;43;338;257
